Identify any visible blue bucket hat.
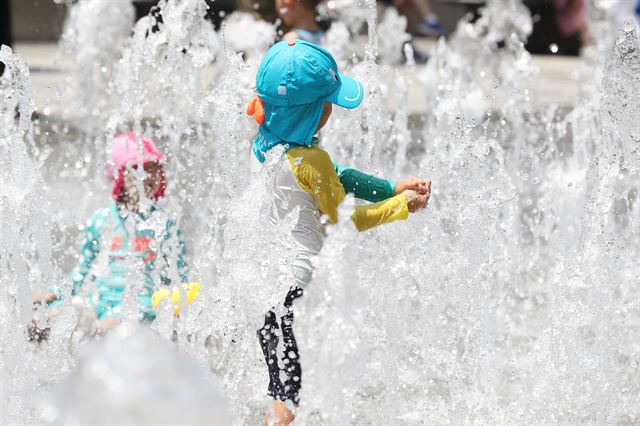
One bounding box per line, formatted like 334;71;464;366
252;40;364;162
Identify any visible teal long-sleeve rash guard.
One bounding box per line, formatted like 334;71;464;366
333;163;397;203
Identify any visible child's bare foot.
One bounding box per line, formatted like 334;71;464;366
402;189;430;212
264;400;295;426
395;177;431;196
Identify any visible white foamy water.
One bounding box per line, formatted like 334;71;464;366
37;325;227;425
1;0;638;424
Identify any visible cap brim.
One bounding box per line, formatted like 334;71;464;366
325;73;364;109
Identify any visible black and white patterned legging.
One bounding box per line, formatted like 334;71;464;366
256;286;304;405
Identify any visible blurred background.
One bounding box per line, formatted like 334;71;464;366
2;0;599;56
1;1;639;425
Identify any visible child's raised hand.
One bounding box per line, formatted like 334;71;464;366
395;177;431;196
246;96;265;124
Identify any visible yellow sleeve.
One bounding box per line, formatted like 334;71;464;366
351;194;409;232
286;146;409;232
287;146;345;224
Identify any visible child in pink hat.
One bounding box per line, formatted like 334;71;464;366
108;131;167;206
33;132;189;335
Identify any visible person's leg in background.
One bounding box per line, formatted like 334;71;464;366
204;0;235;30
380;0;442;63
394;0;447;37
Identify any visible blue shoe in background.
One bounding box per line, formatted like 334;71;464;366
416;17;448;38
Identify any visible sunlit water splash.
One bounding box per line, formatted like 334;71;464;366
1;0;639;424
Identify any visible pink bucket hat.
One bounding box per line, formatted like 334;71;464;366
107;132;164;180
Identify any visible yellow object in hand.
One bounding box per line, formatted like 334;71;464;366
151;282;202;316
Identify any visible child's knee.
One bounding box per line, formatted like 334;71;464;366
292;259;314;287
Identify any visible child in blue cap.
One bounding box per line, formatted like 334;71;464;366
247;39;431;424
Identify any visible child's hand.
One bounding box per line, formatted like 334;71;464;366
395;177;431;196
32;291;59;305
402;189;430;213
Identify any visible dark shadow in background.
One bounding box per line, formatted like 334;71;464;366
462;0;583;56
524;0;582;56
1;0;11;74
134;0;236;30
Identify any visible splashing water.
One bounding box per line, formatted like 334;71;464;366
37;326;227;425
1;44;67;425
1;0;639;424
56;0;135;136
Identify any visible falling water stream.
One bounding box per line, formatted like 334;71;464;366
1;0;638;424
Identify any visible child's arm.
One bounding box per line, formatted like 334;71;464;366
69;211;104;296
334;163;431;203
333;163;396;203
350;195;409;232
34;210;105;311
333;163;418;231
287;146;412;232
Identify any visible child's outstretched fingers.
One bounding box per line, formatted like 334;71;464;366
395;176;429;195
424;179;432;195
413;178;431;195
